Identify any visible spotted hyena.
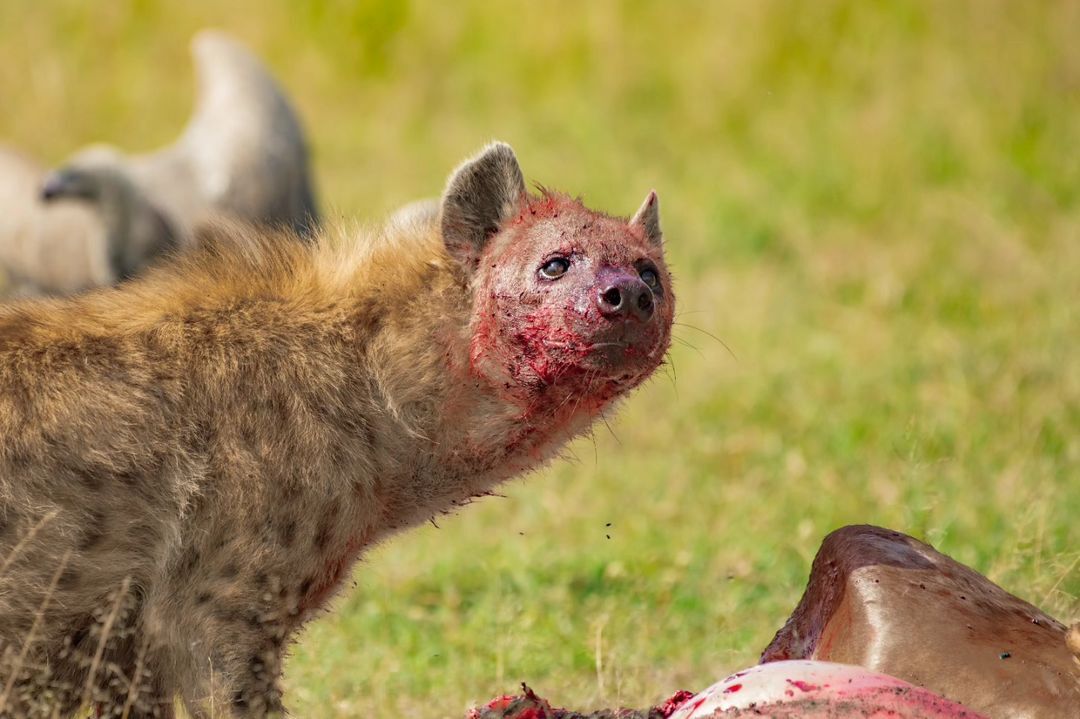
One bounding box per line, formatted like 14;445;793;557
0;142;674;717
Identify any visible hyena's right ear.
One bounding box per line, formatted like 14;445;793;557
440;142;526;271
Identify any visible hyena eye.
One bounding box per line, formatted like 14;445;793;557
539;257;570;280
639;267;660;290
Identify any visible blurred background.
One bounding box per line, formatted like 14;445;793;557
2;1;1077;715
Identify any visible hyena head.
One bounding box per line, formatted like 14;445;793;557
441;142;674;415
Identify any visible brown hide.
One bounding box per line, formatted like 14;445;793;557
761;525;1080;718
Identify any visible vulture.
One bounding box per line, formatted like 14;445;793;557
0;29;319;298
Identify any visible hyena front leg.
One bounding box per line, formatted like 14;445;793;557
178;612;289;719
226;636;287;718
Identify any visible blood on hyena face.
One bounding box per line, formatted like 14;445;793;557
440;143;673;407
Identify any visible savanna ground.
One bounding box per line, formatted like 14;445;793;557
1;1;1077;716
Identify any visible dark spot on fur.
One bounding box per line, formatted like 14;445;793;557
269;394;291;425
74;466;104;491
7;448;31;468
364;419;378;449
128;521;158;546
221;563;239;579
58;568;80;590
232;692;249;710
313;523;332;551
312;503;339;550
68;623;91;649
299;577;315;596
195;591;213;605
190;419;214;453
179;548;200;575
79;510;107;550
214;606;247;624
278;520;296;547
239;422;260;447
328;444;349;469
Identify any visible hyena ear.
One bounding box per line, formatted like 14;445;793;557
440;142;526;270
629;190;662;248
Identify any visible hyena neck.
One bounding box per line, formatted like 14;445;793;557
344;286;612;538
456;378;612;479
404;331;613;520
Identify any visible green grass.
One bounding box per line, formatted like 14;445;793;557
2;1;1077;716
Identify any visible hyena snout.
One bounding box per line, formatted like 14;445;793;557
596;269;654;322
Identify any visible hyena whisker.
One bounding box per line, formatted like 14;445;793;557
660;362;679;396
672;321;737;361
670;334;705;359
571;369;603;418
665;352;678;383
598;411;621;446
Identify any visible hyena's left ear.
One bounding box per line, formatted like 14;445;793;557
440;141;526;271
629;190;663;248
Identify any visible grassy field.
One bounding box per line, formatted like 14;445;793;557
2;1;1077;715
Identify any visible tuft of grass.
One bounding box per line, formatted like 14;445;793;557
1;2;1077;716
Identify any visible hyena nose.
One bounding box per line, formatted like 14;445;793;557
598;277;654;321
